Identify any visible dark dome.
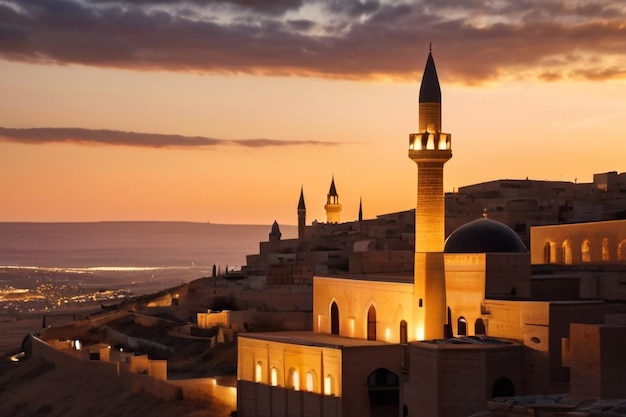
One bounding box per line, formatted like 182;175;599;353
444;218;527;254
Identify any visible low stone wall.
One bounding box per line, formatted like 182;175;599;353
29;335;220;405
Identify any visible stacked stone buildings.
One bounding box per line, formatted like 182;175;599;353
236;49;626;417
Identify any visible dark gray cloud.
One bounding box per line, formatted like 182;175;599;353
0;0;624;82
0;127;338;148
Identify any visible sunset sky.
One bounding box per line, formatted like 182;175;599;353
1;0;625;225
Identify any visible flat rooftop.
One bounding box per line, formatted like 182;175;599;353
314;272;413;284
239;331;391;348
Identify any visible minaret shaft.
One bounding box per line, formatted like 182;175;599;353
409;49;451;341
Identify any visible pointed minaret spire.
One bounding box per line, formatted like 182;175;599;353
297;186;306;241
324;175;342;223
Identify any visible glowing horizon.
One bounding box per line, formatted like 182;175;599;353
1;1;624;226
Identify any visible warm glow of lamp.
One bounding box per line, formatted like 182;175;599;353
438;134;448;150
306;372;314;392
347;318;355;337
385;327;391;341
427;134;435;150
270;367;278;386
416;325;424;341
324;375;332;395
255;361;262;383
292;370;300;391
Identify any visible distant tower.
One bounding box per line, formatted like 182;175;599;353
409;46;452;340
269;220;282;252
297;186;306;241
358;196;363;223
324;175;342;223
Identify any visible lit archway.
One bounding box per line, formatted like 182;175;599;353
581;239;591;263
288;368;300;391
562;240;572;265
618;240;626;261
602;238;610;261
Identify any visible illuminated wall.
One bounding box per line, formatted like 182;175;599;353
312;276;415;342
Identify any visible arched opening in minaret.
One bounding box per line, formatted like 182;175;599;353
331;301;339;335
367;305;377;341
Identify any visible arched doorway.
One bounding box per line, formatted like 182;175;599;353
492;377;515;398
367;368;399;417
331;301;339;335
367;305;377;341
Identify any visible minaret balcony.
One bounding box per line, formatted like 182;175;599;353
408;132;452;161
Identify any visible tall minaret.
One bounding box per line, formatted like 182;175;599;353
409;46;452;340
324;175;342;223
297;186;306;241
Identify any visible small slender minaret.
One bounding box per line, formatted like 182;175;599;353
358;196;363;223
297;186;306;241
324;175;342;223
409;46;452;340
269;220;281;252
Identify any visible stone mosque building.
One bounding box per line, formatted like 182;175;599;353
237;50;626;417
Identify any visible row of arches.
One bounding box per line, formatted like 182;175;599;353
543;238;626;265
454;316;486;337
254;362;336;396
330;301;409;343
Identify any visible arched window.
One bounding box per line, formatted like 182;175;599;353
255;361;263;383
306;371;316;392
475;318;486;335
602;238;610;261
288;368;300;391
581;239;591;263
492;377;515;398
331;301;339;335
324;374;333;395
618;240;626;261
367;305;377;341
543;241;556;264
399;320;408;344
457;317;467;336
562;240;572;265
270;367;278;386
543;241;551;263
